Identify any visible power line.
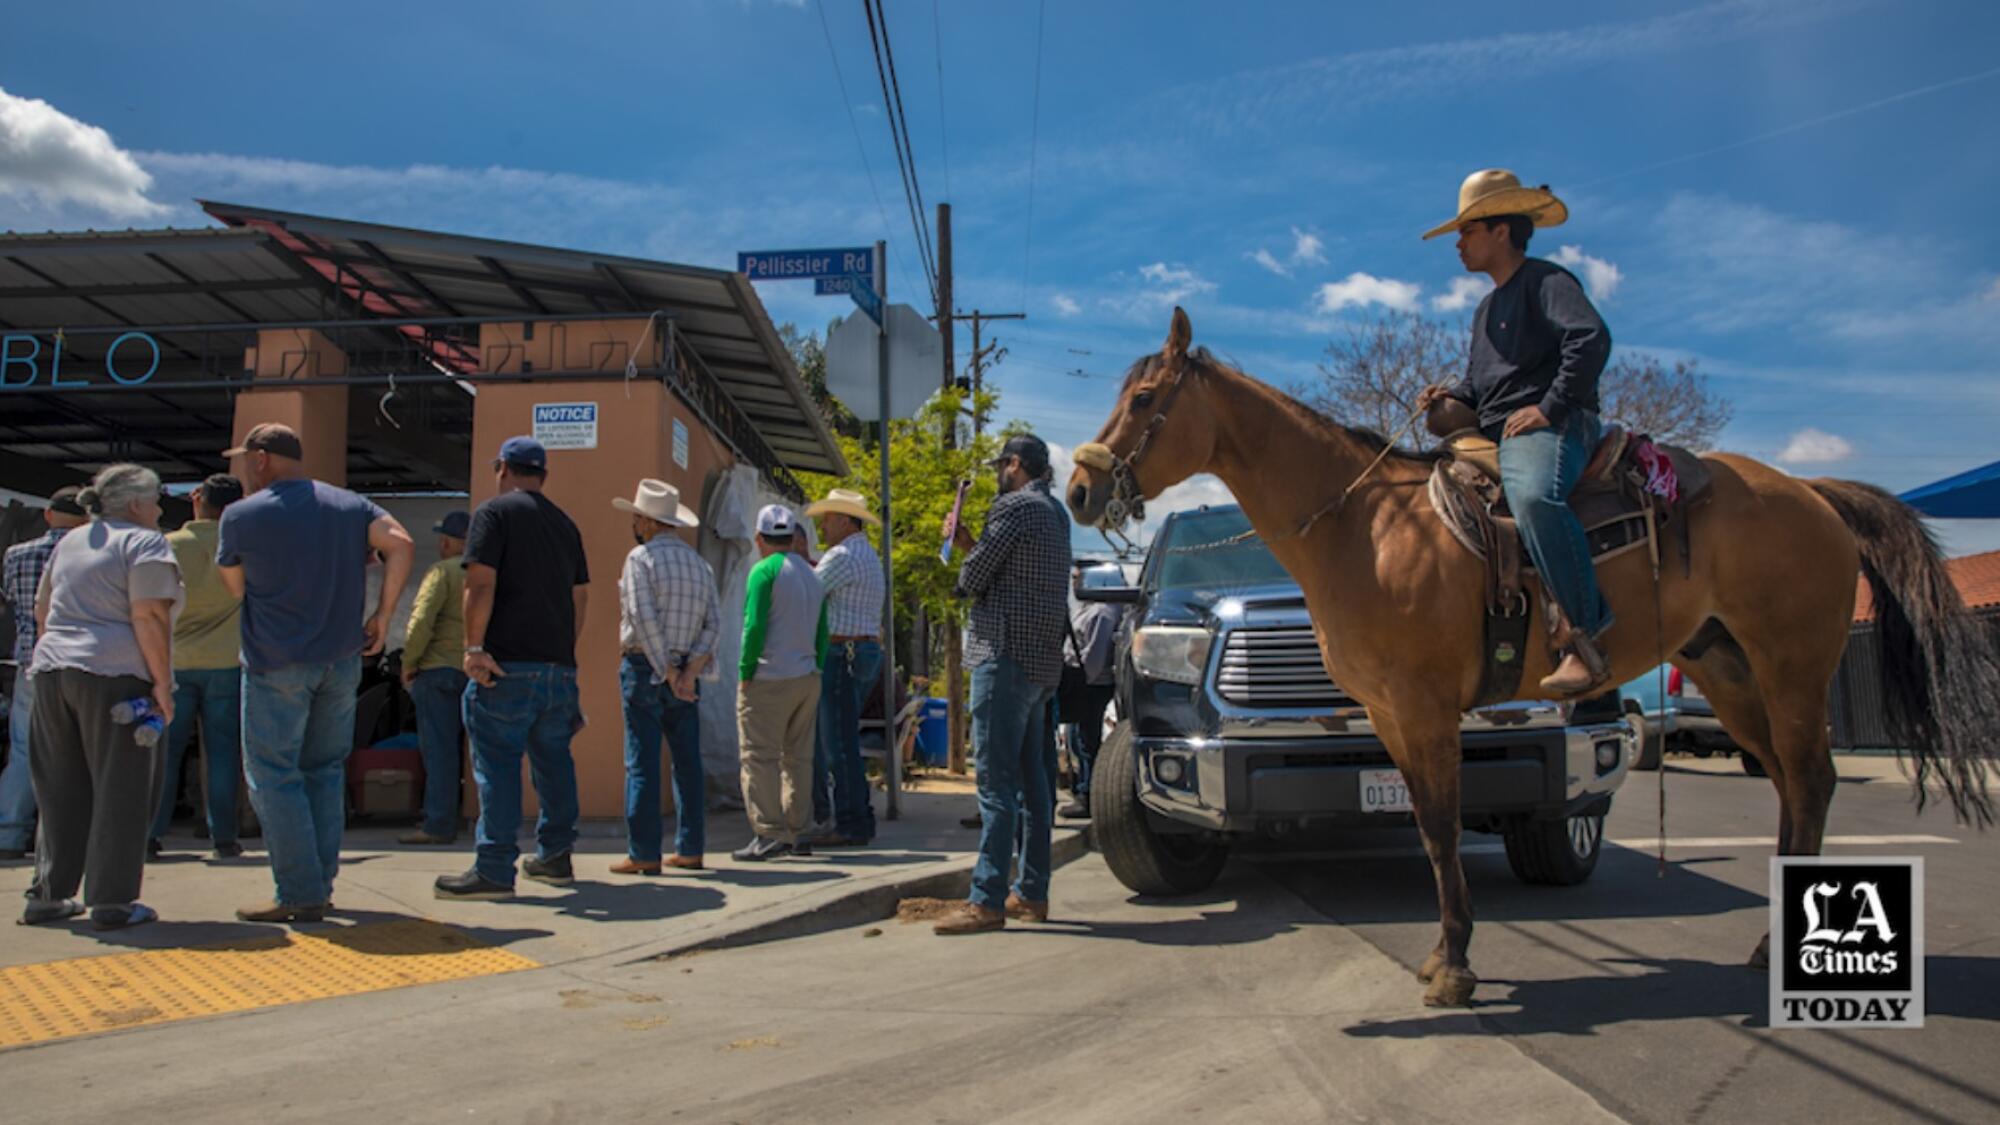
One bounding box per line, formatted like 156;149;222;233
862;0;939;306
816;0;922;302
932;0;951;202
1019;0;1047;308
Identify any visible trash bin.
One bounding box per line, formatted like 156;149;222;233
913;697;951;766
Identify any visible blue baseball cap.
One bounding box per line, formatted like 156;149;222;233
493;436;547;470
433;510;471;538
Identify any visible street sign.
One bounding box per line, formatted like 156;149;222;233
825;303;940;421
814;274;882;325
736;247;874;282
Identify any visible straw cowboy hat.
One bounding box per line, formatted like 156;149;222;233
805;487;881;527
612;478;700;528
1421;169;1568;240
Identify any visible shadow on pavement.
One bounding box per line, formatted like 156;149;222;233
507;879;729;924
1018;902;1302;948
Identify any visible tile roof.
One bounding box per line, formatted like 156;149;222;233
1854;548;2000;622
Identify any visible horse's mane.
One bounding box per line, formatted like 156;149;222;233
1121;348;1442;464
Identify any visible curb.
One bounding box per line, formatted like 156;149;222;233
634;824;1093;962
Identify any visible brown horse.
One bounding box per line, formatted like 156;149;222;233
1067;307;1996;1008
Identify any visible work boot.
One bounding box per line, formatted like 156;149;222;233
236;901;326;924
609;858;661;876
522;853;574;886
212;841;245;859
1004;894;1049;923
434;871;512;901
1057;798;1090;819
1538;634;1611;696
932;902;1005;936
664;854;706;872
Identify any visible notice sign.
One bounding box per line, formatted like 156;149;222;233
532;402;598;450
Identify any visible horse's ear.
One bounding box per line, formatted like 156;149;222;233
1164;307;1192;359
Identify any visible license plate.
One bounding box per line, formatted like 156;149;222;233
1359;768;1412;813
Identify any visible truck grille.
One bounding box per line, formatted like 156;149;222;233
1214;627;1355;708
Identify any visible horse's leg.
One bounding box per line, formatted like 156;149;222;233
1675;642;1783;969
1379;707;1479;1007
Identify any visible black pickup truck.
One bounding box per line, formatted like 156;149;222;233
1079;504;1634;896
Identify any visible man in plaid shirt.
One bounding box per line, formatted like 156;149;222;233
936;434;1073;935
1;486;88;859
611;480;720;874
806;489;885;846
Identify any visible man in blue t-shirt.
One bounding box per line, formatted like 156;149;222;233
216;423;414;923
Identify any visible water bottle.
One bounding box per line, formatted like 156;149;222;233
111;697;167;749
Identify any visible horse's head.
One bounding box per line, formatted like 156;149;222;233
1066;307;1221;531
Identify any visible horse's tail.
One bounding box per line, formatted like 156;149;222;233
1809;478;1996;826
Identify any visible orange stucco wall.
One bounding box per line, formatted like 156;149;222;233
231;328;349;485
471;321;737;819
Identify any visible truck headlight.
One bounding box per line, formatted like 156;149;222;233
1132;626;1213;685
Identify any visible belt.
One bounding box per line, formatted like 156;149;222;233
829;635;877;644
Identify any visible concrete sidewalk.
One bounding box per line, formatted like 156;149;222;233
0;779;1087;972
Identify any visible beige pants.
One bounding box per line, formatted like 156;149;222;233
736;674;822;843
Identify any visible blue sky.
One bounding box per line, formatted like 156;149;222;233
5;0;1999;550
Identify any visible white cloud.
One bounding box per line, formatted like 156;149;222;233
1776;428;1855;465
1052;293;1082;317
1431;275;1491;312
1289;227;1326;266
1249;248;1291;277
1315;272;1421;314
1549;245;1624;300
1137;262;1217;304
0;87;167;219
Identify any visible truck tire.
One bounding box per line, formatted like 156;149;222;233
1626;708;1663;771
1095;722;1228;896
1503;809;1605;886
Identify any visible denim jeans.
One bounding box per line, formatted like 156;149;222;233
1;672;39;851
150;667;243;844
1498;408;1612;638
242;657;361;907
619;654;704;861
410;667;469;837
465;662;580;887
969;656;1055;910
813;639;882;840
1067;684;1116;800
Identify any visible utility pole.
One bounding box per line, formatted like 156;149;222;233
954;309;1024;435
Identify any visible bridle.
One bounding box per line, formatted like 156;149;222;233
1076;354;1198;539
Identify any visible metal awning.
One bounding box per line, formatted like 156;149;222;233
0;206;845;489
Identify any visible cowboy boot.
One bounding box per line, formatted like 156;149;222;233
1538;631;1611;696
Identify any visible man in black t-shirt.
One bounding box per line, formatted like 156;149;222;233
1416;169;1615;696
436;436;592;900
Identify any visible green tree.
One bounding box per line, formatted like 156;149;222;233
777;322;863;438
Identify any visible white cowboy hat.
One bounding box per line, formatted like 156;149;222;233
805;487;881;527
612;478;700;528
1421;169;1568;240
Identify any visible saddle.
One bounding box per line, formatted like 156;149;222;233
1428;424;1714;705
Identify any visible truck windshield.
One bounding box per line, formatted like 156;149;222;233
1153;508;1293;591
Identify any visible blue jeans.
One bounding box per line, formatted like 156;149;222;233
1;672;38;851
1067;684;1115;800
242;657;361;907
813;639;882;840
1498;409;1612;638
619;654;704;861
969;656;1055;910
410;667;469;837
465;662;580;887
150;667;243;844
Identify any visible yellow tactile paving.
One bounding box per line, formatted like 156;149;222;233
0;918;538;1049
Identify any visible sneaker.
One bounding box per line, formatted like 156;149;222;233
1057;799;1090;819
398;830;457;846
933;903;1005;936
212;841;245;859
791;841;814;858
1004;894;1049;923
236;901;327;924
813;834;871;848
522;853;574;886
609;858;662;875
146;838;164;859
19;899;83;926
92;903;158;931
731;837;791;863
433;871;512;901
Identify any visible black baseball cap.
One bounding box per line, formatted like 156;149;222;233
991;433;1051;476
223;422;304;461
47;485;87;517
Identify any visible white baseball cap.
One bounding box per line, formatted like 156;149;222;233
756;504;797;537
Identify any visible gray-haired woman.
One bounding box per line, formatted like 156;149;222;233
22;464;183;929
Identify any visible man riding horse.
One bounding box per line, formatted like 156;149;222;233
1415;169;1614;696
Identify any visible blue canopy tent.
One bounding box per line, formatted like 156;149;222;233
1899;459;2000;518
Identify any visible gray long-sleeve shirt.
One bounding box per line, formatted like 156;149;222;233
1449;258;1611;435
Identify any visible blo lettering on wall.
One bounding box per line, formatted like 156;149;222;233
532;401;599;450
0;331;162;390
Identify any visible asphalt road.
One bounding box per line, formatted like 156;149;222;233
1254;756;2000;1125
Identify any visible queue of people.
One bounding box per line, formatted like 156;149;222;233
1;421;1079;935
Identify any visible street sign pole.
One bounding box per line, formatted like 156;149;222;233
876;239;900;821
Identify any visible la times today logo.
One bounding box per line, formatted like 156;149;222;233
1771;857;1924;1029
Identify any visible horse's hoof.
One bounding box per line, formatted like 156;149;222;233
1417;949;1446;984
1748;933;1770;972
1422;965;1478;1008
